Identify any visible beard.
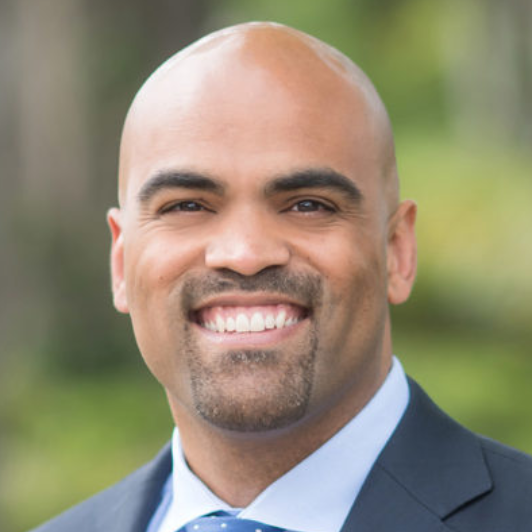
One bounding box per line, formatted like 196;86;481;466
186;338;318;432
179;269;322;432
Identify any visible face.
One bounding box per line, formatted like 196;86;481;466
109;45;416;434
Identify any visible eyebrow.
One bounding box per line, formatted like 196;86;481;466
137;167;363;205
137;171;225;204
265;168;363;203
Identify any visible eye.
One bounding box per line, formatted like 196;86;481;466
290;199;335;213
160;200;207;214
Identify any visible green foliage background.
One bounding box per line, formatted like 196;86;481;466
1;1;531;531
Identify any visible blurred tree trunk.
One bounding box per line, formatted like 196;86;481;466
10;0;90;355
2;0;211;377
16;0;91;216
0;0;20;365
444;0;532;147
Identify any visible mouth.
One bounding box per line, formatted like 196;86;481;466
191;298;310;335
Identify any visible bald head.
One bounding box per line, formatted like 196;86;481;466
118;22;398;210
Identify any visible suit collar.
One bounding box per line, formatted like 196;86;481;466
341;378;492;531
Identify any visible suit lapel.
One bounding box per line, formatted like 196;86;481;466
340;379;493;531
340;464;451;531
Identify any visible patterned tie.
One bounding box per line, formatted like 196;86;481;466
178;511;289;532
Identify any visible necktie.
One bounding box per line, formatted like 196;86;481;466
178;511;288;532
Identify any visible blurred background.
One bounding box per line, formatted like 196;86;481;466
1;0;531;530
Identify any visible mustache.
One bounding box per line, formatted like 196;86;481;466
181;268;323;310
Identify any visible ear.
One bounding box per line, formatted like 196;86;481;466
387;200;417;305
107;208;129;313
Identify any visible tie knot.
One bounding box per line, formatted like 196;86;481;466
179;513;287;532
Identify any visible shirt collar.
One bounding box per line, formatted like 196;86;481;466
160;357;409;532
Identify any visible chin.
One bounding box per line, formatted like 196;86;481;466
188;348;315;433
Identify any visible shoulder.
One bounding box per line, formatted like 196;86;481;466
404;379;532;528
480;435;532;500
481;434;532;474
27;443;172;532
445;437;532;530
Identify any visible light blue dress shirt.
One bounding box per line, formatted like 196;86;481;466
148;357;409;532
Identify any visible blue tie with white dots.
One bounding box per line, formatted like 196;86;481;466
178;511;288;532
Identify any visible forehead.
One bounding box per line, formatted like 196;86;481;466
119;36;382;204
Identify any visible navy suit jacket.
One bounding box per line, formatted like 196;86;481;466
30;379;532;532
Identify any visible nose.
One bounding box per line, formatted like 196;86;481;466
205;208;290;276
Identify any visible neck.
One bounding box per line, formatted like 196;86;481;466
167;366;386;507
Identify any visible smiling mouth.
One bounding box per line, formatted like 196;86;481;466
192;303;309;334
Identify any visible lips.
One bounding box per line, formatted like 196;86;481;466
193;303;307;334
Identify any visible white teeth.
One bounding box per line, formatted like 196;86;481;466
250;312;265;332
265;314;275;329
202;309;302;333
216;315;225;333
236;314;250;332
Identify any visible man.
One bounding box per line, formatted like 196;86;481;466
32;22;532;532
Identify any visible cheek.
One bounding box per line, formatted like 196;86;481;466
325;253;385;342
309;230;387;301
311;236;388;362
121;235;202;376
123;233;201;309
